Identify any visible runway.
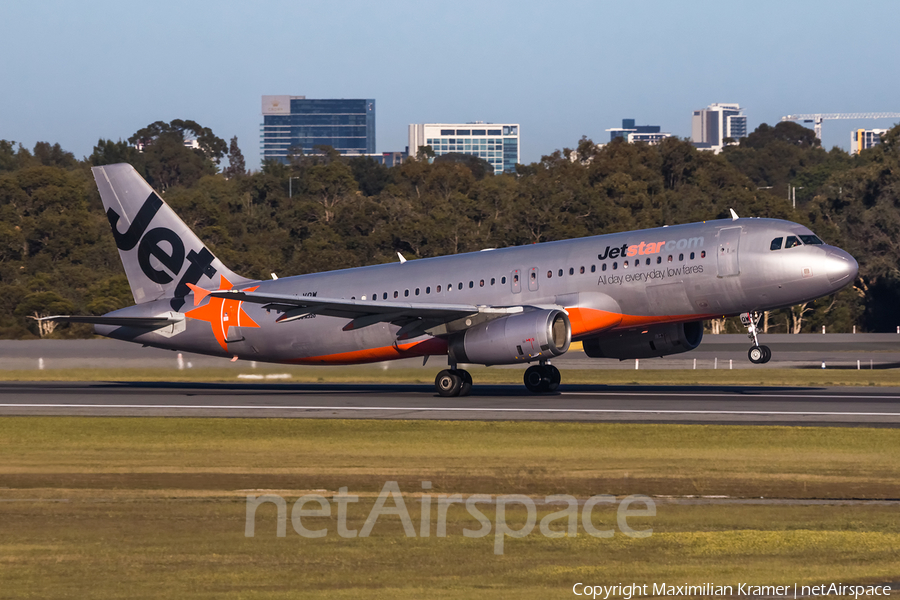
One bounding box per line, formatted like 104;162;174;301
1;382;899;426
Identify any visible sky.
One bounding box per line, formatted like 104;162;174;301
2;0;899;170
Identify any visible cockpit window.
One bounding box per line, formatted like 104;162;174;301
784;236;802;249
799;235;824;245
770;237;783;251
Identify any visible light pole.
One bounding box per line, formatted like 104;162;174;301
289;176;299;198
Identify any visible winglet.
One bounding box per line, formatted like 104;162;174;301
730;208;739;221
397;252;407;264
186;283;212;306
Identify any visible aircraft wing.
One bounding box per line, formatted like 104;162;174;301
38;315;183;328
205;289;524;338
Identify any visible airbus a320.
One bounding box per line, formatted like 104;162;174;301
45;164;859;396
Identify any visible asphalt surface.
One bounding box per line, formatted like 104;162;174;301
3;334;900;371
1;381;899;426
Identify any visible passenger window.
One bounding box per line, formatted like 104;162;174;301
569;267;574;275
458;282;463;290
491;278;495;285
657;256;662;264
602;263;607;271
530;272;536;281
415;288;420;295
623;261;628;269
502;276;507;284
547;270;552;278
426;287;431;294
784;236;801;249
679;253;684;261
613;262;618;270
404;290;409;297
667;255;673;263
479;280;484;287
799;235;824;245
690;252;695;260
558;269;563;277
645;258;650;265
580;266;585;274
469;281;473;288
591;265;596;273
770;237;783;251
383;292;387;300
394;291;399;298
436;285;441;292
700;251;706;258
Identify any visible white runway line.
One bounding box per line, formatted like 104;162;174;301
0;403;898;417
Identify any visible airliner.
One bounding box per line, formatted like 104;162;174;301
46;164;859;396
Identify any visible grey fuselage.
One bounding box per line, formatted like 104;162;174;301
98;217;858;365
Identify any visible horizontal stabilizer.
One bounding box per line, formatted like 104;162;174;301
39;315;183;328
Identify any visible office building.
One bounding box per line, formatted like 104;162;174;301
408;122;520;175
261;95;375;162
691;103;747;153
605;118;671;144
851;128;888;154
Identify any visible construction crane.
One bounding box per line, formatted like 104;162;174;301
780;113;900;140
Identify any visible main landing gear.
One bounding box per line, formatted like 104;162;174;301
435;368;472;397
523;361;561;393
741;312;771;364
433;361;563;396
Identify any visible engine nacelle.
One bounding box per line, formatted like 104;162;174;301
582;321;703;360
448;309;571;365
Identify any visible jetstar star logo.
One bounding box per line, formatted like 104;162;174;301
185;276;260;351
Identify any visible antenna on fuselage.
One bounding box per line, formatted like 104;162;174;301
729;208;739;221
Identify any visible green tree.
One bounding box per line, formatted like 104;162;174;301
223;136;246;179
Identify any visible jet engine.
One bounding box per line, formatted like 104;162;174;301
448;309;571;365
582;321;703;359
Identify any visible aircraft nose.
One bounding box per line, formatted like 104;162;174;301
825;249;858;286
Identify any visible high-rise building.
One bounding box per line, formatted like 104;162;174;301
408;122;520;175
851;128;888;154
260;95;375;162
605;118;671;144
691;103;747;152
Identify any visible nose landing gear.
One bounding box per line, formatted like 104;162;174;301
741;312;771;364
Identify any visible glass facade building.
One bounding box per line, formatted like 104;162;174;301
408;123;520;175
691;103;747;153
261;95;375;162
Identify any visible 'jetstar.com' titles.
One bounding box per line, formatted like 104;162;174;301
598;237;705;260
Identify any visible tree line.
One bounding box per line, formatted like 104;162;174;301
1;119;898;339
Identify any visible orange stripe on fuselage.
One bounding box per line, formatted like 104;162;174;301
289;337;448;365
289;309;719;364
566;307;719;340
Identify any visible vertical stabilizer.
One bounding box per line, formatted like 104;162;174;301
92;163;252;311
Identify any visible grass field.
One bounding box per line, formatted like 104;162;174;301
0;418;898;598
2;366;900;387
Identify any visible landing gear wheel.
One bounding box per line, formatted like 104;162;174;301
435;369;463;397
546;365;561;392
458;369;473;397
760;345;772;364
524;365;560;393
524;365;547;393
748;346;765;364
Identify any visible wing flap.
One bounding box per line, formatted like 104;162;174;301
208;289;525;333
